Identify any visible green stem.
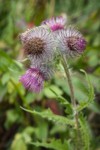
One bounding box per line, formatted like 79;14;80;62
61;55;76;106
61;55;79;149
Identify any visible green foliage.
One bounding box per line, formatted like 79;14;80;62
20;70;94;150
50;88;73;114
11;127;35;150
77;69;94;112
79;115;91;150
44;85;63;98
30;139;71;150
11;133;27;150
21;107;74;126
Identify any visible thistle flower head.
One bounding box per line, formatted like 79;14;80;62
19;64;54;93
24;37;45;56
19;27;55;62
56;27;87;57
41;16;66;31
31;60;54;81
20;68;44;93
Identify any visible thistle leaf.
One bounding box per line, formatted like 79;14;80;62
77;69;94;112
20;107;74;126
79;115;91;150
30;139;72;150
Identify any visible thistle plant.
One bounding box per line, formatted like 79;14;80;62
19;16;94;150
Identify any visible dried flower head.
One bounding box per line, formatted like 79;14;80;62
56;27;87;57
41;16;66;31
19;27;55;62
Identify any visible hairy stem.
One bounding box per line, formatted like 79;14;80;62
61;55;79;149
61;55;76;106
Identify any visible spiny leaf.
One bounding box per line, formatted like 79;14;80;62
30;139;71;150
77;70;94;112
20;107;74;126
79;115;91;150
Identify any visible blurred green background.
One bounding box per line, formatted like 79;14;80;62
0;0;100;150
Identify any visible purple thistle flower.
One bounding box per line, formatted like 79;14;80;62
19;27;56;62
56;27;87;57
41;16;66;32
20;68;44;93
19;64;54;93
